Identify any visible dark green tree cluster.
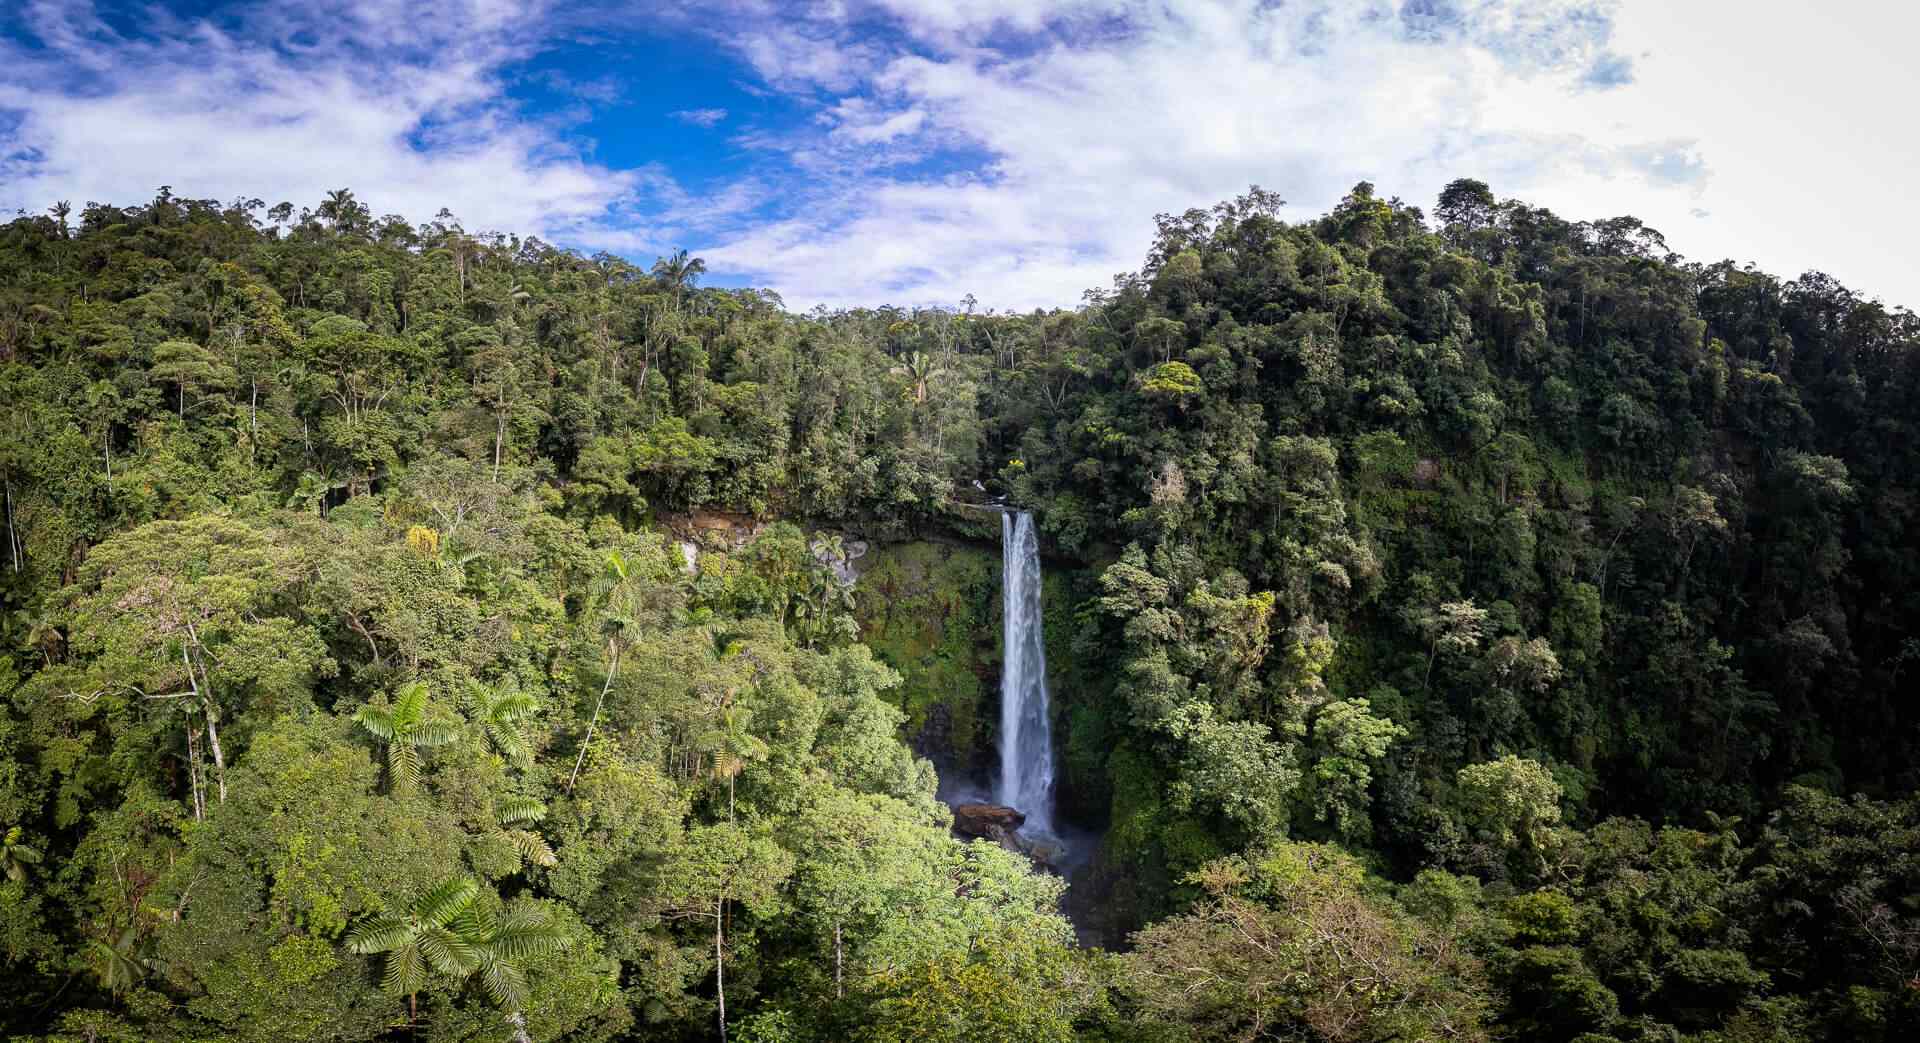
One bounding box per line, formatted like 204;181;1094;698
0;181;1916;1041
982;182;1916;841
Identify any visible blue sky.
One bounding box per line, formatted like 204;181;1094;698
2;1;1914;310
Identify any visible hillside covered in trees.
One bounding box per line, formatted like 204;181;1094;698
1;181;1917;1042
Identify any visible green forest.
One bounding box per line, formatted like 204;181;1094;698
1;180;1916;1042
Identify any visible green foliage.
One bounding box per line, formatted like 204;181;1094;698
2;180;1919;1042
1123;842;1493;1042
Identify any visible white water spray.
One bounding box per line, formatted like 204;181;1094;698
997;511;1054;833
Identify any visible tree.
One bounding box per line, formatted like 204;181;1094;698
57;516;304;815
891;351;940;405
1125;843;1491;1042
1457;756;1565;876
653;249;707;306
149;339;235;418
697;703;770;818
1;826;40;883
347;874;571;1027
661;822;796;1043
354;681;459;794
1435;178;1497;232
470;680;541;768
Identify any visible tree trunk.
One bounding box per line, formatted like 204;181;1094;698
4;480;17;574
568;642;620;793
185;718;206;821
183;633;226;803
493;410;505;482
715;898;727;1043
834;921;844;999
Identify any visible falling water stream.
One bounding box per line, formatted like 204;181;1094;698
997;510;1054;834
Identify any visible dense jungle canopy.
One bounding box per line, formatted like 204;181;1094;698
0;180;1917;1042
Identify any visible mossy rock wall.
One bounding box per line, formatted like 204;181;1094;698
853;536;1095;804
852;541;1001;777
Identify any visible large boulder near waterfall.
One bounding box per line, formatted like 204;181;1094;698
952;803;1025;841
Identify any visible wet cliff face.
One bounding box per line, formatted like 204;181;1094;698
850;538;1102;794
850;540;1002;786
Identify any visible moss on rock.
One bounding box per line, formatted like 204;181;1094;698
851;541;1000;767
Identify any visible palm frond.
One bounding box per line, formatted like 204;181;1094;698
488;908;570;961
491;691;540;721
488;724;531;764
392;680;431;721
411;721;462;748
476;951;529;1011
508;829;558;868
381;942;427;996
415;875;479;927
419;925;482;976
347;916;413;954
353;705;397;741
497;797;546;824
390;742;421;792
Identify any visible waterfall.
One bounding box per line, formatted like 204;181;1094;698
997;510;1054;833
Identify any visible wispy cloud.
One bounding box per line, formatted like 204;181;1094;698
690;0;1691;309
670;107;729;127
0;0;668;248
2;0;1915;310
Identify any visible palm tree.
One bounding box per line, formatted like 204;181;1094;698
890;350;939;404
569;552;640;793
696;704;769;819
2;826;41;882
470;681;540;768
354;682;459;794
495;797;557;870
349;875;477;1025
348;875;569;1027
651;249;706;307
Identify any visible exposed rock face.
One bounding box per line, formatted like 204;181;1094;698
952;803;1025;842
657;510;766;551
811;534;869;588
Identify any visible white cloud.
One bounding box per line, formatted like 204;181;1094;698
0;0;666;249
671;107;729;127
695;0;1917;311
2;0;1914;313
693;0;1710;309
